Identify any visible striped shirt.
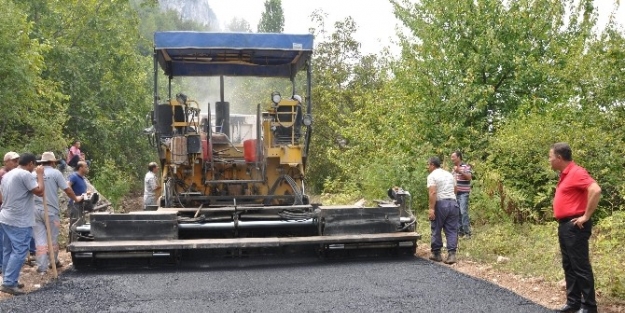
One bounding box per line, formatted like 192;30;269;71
454;163;472;194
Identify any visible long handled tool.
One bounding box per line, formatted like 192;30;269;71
42;192;58;279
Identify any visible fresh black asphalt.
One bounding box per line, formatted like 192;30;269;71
0;254;551;313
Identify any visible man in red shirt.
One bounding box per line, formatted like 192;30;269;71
549;142;601;313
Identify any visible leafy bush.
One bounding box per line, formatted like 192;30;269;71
468;184;514;226
592;211;625;299
484;108;625;221
435;213;625;301
91;159;135;210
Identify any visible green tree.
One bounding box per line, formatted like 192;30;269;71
257;0;284;33
15;0;153;189
132;0;213;56
390;0;600;154
0;0;67;153
225;17;252;32
389;0;625;217
306;11;408;196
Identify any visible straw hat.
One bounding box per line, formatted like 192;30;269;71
37;151;60;163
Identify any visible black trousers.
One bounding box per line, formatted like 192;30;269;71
558;218;596;308
68;154;80;168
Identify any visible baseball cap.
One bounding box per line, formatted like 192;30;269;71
3;151;19;162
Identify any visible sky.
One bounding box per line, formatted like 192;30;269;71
210;0;402;55
209;0;625;56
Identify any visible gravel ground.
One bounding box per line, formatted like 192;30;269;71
0;254;550;313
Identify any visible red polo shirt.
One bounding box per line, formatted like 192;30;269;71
553;162;595;220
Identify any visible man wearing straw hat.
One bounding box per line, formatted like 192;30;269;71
33;152;83;274
0;153;45;295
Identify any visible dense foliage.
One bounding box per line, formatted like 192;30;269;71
0;0;623;220
0;0;210;205
308;0;625;224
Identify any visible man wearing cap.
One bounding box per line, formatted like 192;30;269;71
33;152;83;273
0;153;45;295
0;152;21;272
144;162;161;210
0;152;20;185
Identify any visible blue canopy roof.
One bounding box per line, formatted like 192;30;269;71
154;32;314;78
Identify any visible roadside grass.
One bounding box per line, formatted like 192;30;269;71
416;211;625;303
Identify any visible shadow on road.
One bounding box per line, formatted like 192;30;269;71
67;250;430;275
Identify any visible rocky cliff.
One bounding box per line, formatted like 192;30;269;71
159;0;217;28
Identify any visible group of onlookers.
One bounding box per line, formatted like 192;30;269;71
425;143;600;313
0;148;89;296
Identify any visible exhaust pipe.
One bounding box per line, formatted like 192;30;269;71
400;217;414;223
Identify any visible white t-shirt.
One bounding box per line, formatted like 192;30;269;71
0;168;38;227
426;168;456;200
144;171;158;197
33;166;69;215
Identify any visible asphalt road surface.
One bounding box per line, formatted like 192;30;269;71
0;254;550;313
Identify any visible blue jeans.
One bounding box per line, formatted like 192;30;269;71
58;159;67;172
1;224;31;287
0;231;3;267
456;192;472;236
30;232;35;255
430;199;460;252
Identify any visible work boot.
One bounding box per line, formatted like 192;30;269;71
556;303;580;312
25;254;36;267
429;251;442;262
0;285;25;296
444;251;457;264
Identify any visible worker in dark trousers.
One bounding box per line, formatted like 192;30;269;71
426;156;459;264
549;143;600;313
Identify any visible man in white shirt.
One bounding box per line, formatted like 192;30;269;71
426;156;460;264
144;162;161;210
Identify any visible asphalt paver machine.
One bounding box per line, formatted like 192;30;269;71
67;32;420;268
